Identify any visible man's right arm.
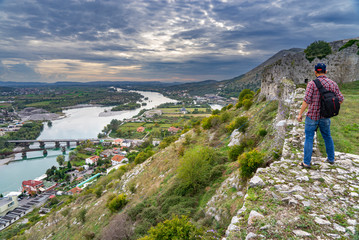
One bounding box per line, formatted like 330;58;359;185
297;101;308;122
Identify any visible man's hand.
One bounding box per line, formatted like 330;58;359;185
298;101;308;122
297;113;303;122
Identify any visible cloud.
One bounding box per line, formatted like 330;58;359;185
0;0;358;82
0;61;42;81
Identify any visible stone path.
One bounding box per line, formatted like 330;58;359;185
224;88;359;239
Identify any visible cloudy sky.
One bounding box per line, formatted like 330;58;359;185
0;0;358;83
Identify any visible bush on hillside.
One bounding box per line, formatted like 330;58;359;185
212;109;220;115
138;215;203;240
304;40;332;62
242;99;253;110
226;116;249;133
238;89;254;102
107;194;128;213
258;128;268;137
134;149;155;165
238;149;265;178
228;145;245;161
235;101;242;109
209;165;226;181
177;146;217;192
220;111;231;123
236;89;255;110
201;115;220;130
158;135;178;149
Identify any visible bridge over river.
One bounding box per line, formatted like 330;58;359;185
2;139;101;158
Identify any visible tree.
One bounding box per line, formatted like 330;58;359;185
67;161;72;169
56;155;65;166
304;40;332;62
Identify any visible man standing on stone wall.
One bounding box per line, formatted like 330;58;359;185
297;63;344;168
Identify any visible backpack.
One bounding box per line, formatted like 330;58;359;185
313;78;340;118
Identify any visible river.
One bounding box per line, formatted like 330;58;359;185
0;91;176;195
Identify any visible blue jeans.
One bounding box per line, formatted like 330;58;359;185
304;116;335;166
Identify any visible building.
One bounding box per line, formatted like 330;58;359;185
68;186;83;195
168;126;181;133
39;181;57;192
113;148;127;156
0;196;18;217
111;155;128;166
22;180;43;195
85;156;100;165
137;126;145;132
100;149;113;158
112;138;123;145
120;140;132;148
180;107;188;114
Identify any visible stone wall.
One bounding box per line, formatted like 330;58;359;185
260;37;359;99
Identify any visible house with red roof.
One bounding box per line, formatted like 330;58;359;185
137;126;145;132
112;138;123;145
168;126;181;133
68;186;83;195
111;155;129;166
22;180;43;195
85;156;100;165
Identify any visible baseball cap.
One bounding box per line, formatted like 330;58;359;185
315;63;326;72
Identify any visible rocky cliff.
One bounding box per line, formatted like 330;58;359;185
259;37;359;99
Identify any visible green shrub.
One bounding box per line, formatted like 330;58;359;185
228;145;245;161
201;115;220;130
135;149;154;165
177;146;216;192
158;135;178;149
138;215;203;240
235;101;243;109
94;186;103;198
212;109;220;115
242;99;253;110
77;209;87;223
226;116;249;133
238;149;265;178
304;40;332;62
128;202;146;221
140;205;159;225
220;111;231;123
209;165;226;181
238;89;254;102
108;194;128;212
227;104;233;110
258;128;268;137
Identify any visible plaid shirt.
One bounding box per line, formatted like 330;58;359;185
304;75;344;121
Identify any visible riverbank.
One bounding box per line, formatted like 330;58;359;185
62;104;102;110
0;147;23;166
0;156;14;166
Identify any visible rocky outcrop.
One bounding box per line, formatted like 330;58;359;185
259;37;359;99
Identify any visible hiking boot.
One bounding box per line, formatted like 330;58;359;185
325;159;334;165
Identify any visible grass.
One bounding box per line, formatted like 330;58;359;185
25;101;52;107
317;81;359;155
